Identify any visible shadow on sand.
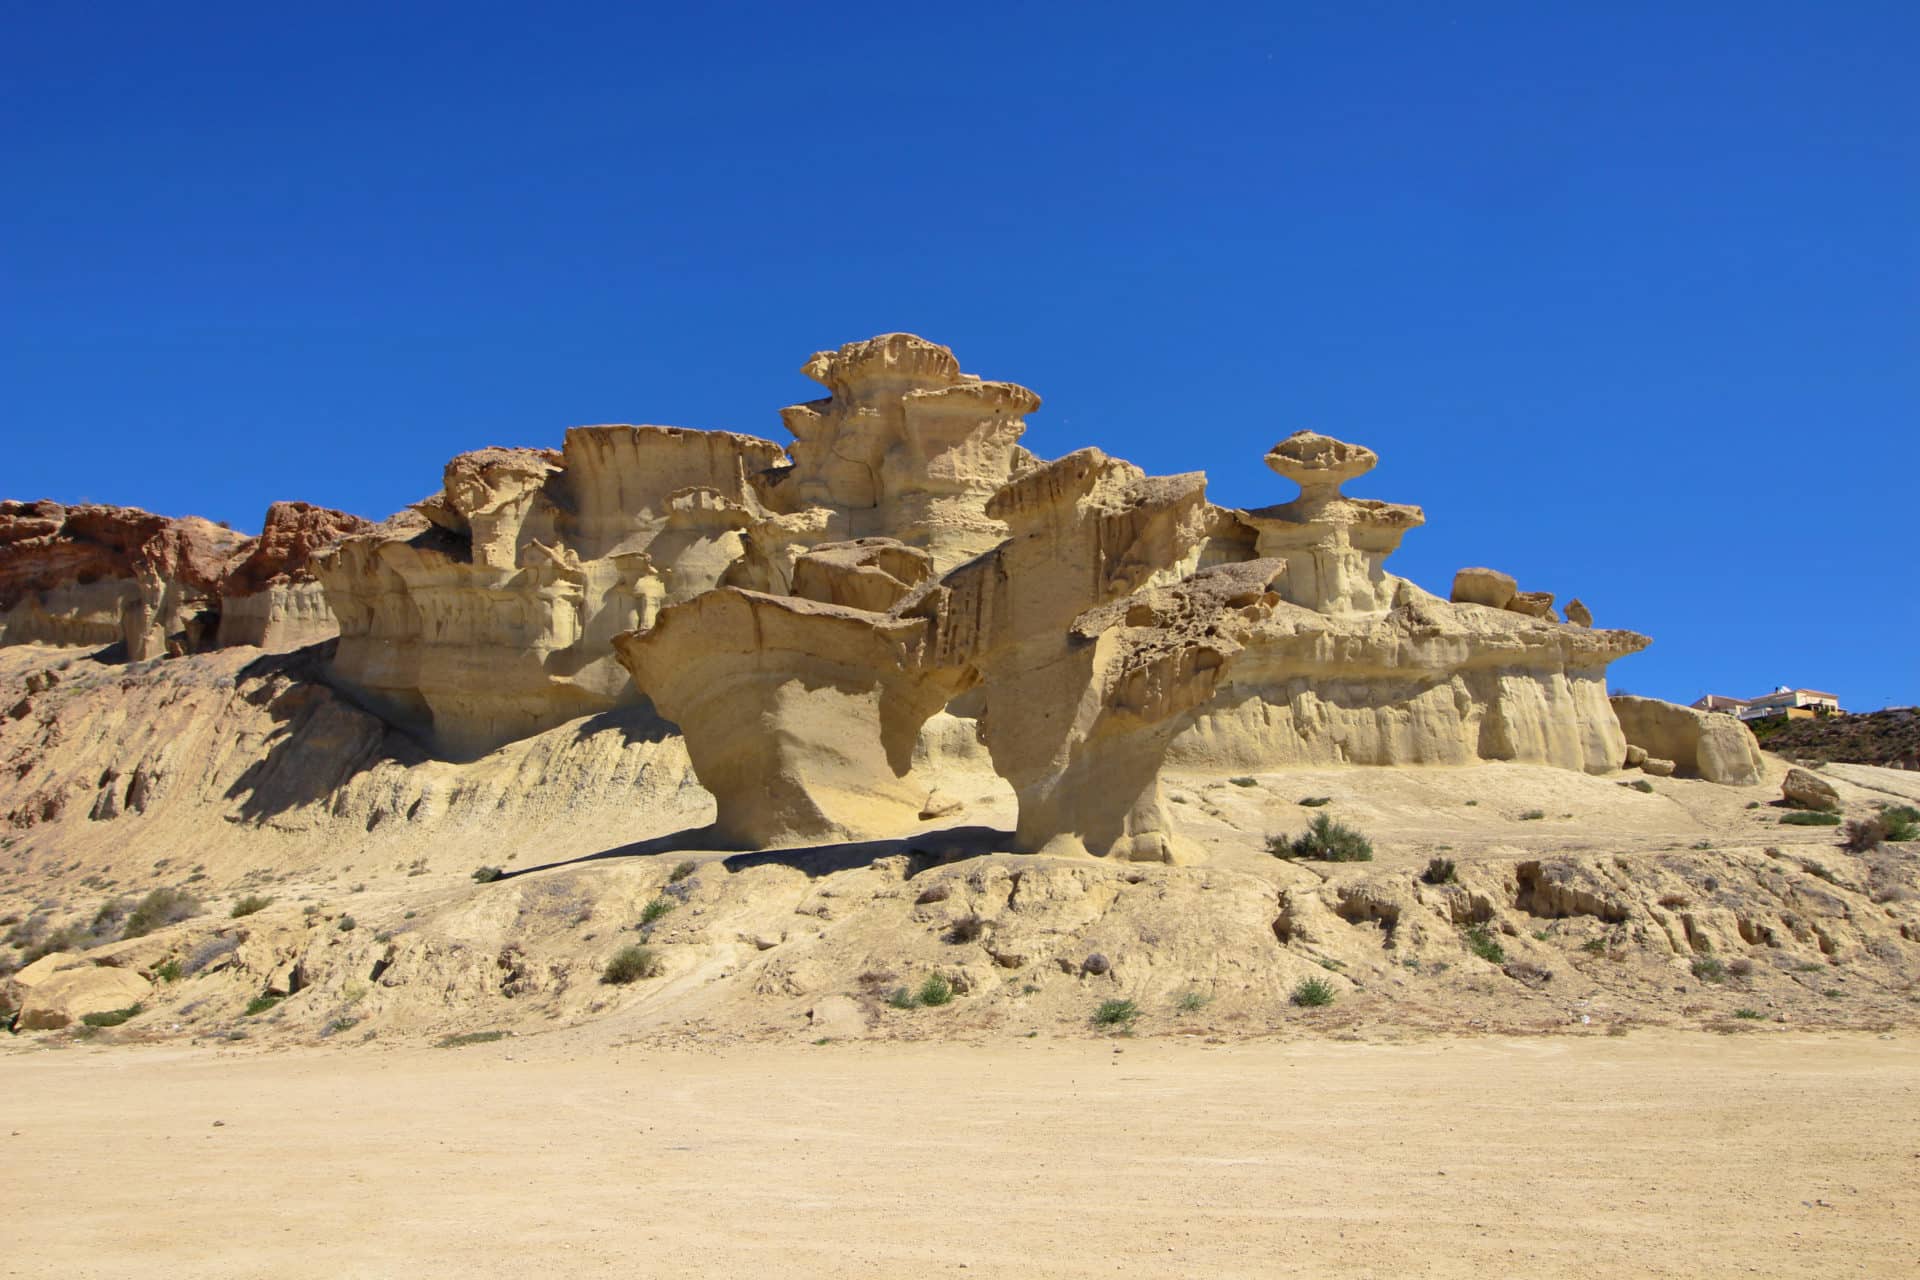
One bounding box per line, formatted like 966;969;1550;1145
496;823;1013;881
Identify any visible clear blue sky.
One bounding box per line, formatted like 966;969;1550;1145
3;2;1914;709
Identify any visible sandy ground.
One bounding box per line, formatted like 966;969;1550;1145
5;1031;1917;1278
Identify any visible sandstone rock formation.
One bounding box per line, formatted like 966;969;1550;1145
1451;567;1517;610
0;500;244;658
8;957;150;1030
1610;695;1766;786
1;499;370;659
1782;766;1840;811
217;502;375;650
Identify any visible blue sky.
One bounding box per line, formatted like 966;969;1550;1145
3;2;1914;708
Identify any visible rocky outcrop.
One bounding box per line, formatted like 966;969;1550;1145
8;958;150;1030
1;499;369;659
217;502;375;650
0;500;244;658
315;336;1043;760
1609;695;1766;785
314;428;787;759
1451;567;1517;609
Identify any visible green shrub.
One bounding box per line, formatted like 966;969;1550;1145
1228;776;1259;788
886;986;920;1010
1463;924;1505;964
1290;977;1335;1007
602;945;663;985
1093;998;1138;1027
1580;938;1608;956
1519;810;1546;822
153;958;182;983
436;1030;509;1048
1297;796;1332;807
336;915;356;932
1882;806;1920;842
243;993;283;1016
230;895;271;918
1273;813;1374;862
667;860;698;884
1691;956;1727;983
1622;779;1654;794
1421;857;1457;885
1732;1008;1765;1020
639;897;675;926
916;973;954;1007
122;888;199;939
1780;811;1840;827
80;1004;142;1028
1175;989;1210;1012
471;866;504;884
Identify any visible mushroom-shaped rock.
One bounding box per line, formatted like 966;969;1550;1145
1243;432;1423;615
612;589;967;847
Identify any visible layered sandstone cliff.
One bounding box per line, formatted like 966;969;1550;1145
1;499;370;659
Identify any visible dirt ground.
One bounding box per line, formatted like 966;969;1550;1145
5;1030;1916;1278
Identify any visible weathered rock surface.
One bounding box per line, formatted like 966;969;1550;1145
11;962;150;1030
216;502;375;650
1610;695;1766;786
1;499;369;658
0;500;245;658
1451;567;1518;609
1565;598;1593;628
1782;766;1840;811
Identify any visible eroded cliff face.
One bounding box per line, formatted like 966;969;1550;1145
0;499;372;660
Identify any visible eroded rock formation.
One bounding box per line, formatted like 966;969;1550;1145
1;499;371;659
1610;694;1766;785
7;332;1716;864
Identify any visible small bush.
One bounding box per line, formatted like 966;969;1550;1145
1290;977;1335;1007
81;1004;142;1028
639;898;675;927
1623;779;1654;794
1519;810;1546;822
230;895;271;918
916;973;954;1007
1732;1008;1765;1020
1175;989;1210;1012
436;1030;509;1048
243;993;283;1016
153;958;183;983
1463;924;1506;964
886;986;920;1010
1297;796;1332;807
1780;811;1840;827
945;914;985;944
1840;816;1888;853
471;866;504;884
122;888;199;939
336;915;356;932
1880;805;1920;842
1229;776;1259;788
1093;998;1138;1027
1691;956;1727;983
1421;857;1457;886
603;945;663;985
668;860;698;884
1274;813;1374;862
1580;938;1608;955
1727;957;1754;978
